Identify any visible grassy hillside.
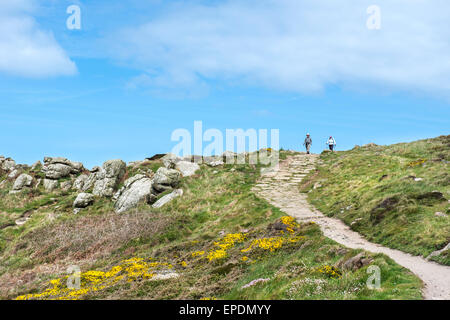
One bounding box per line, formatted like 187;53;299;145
0;155;422;300
301;135;450;265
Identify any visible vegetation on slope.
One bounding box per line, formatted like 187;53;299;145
301;135;450;265
0;155;422;299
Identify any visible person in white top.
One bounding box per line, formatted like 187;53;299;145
326;136;336;151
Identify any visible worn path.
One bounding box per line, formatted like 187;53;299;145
253;154;450;300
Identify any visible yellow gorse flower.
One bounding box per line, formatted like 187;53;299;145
280;216;299;234
16;218;306;300
241;237;284;253
207;233;247;261
191;250;205;257
407;159;426;167
314;265;342;279
15;258;173;300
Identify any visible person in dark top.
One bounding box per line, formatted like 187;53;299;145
303;133;312;154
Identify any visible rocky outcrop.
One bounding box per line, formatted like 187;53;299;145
222;151;237;162
162;153;182;169
1;154;187;213
42;157;84;179
42;163;72;179
8;169;20;179
113;174;155;213
427;243;450;259
0;157;16;171
73;193;95;209
152;189;183;208
10;174;33;193
43;179;59;192
338;253;373;271
82;172;97;192
204;156;224;167
152;167;181;193
92;160;126;197
73;174;89;191
175;161;200;177
60;181;72;191
15;216;31;226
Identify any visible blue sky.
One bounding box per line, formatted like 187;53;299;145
0;0;449;168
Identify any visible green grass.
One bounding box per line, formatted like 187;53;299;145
301;135;450;265
0;155;423;300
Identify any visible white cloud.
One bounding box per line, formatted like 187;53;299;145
111;0;450;96
0;1;76;78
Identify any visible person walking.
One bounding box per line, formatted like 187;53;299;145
326;136;336;152
303;133;312;154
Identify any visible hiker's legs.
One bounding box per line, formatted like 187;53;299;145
306;144;311;154
329;145;334;151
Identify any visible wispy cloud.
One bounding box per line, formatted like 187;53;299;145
252;109;273;117
109;0;450;97
0;0;76;77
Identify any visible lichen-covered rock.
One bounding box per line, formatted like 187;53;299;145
152;189;183;208
43;179;59;192
175;161;200;177
82;173;97;192
338;253;373;271
1;157;16;171
73;193;95;208
91;166;101;173
12;174;33;191
15;217;31;226
222;151;237;162
73;174;89;191
113;174;147;198
42;157;84;179
42;163;72;179
204;156;224;167
8;169;20;179
60;180;72;191
427;243;450;259
162;153;182;169
152;167;181;193
44;157;83;170
113;174;155;213
93;160;126;197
